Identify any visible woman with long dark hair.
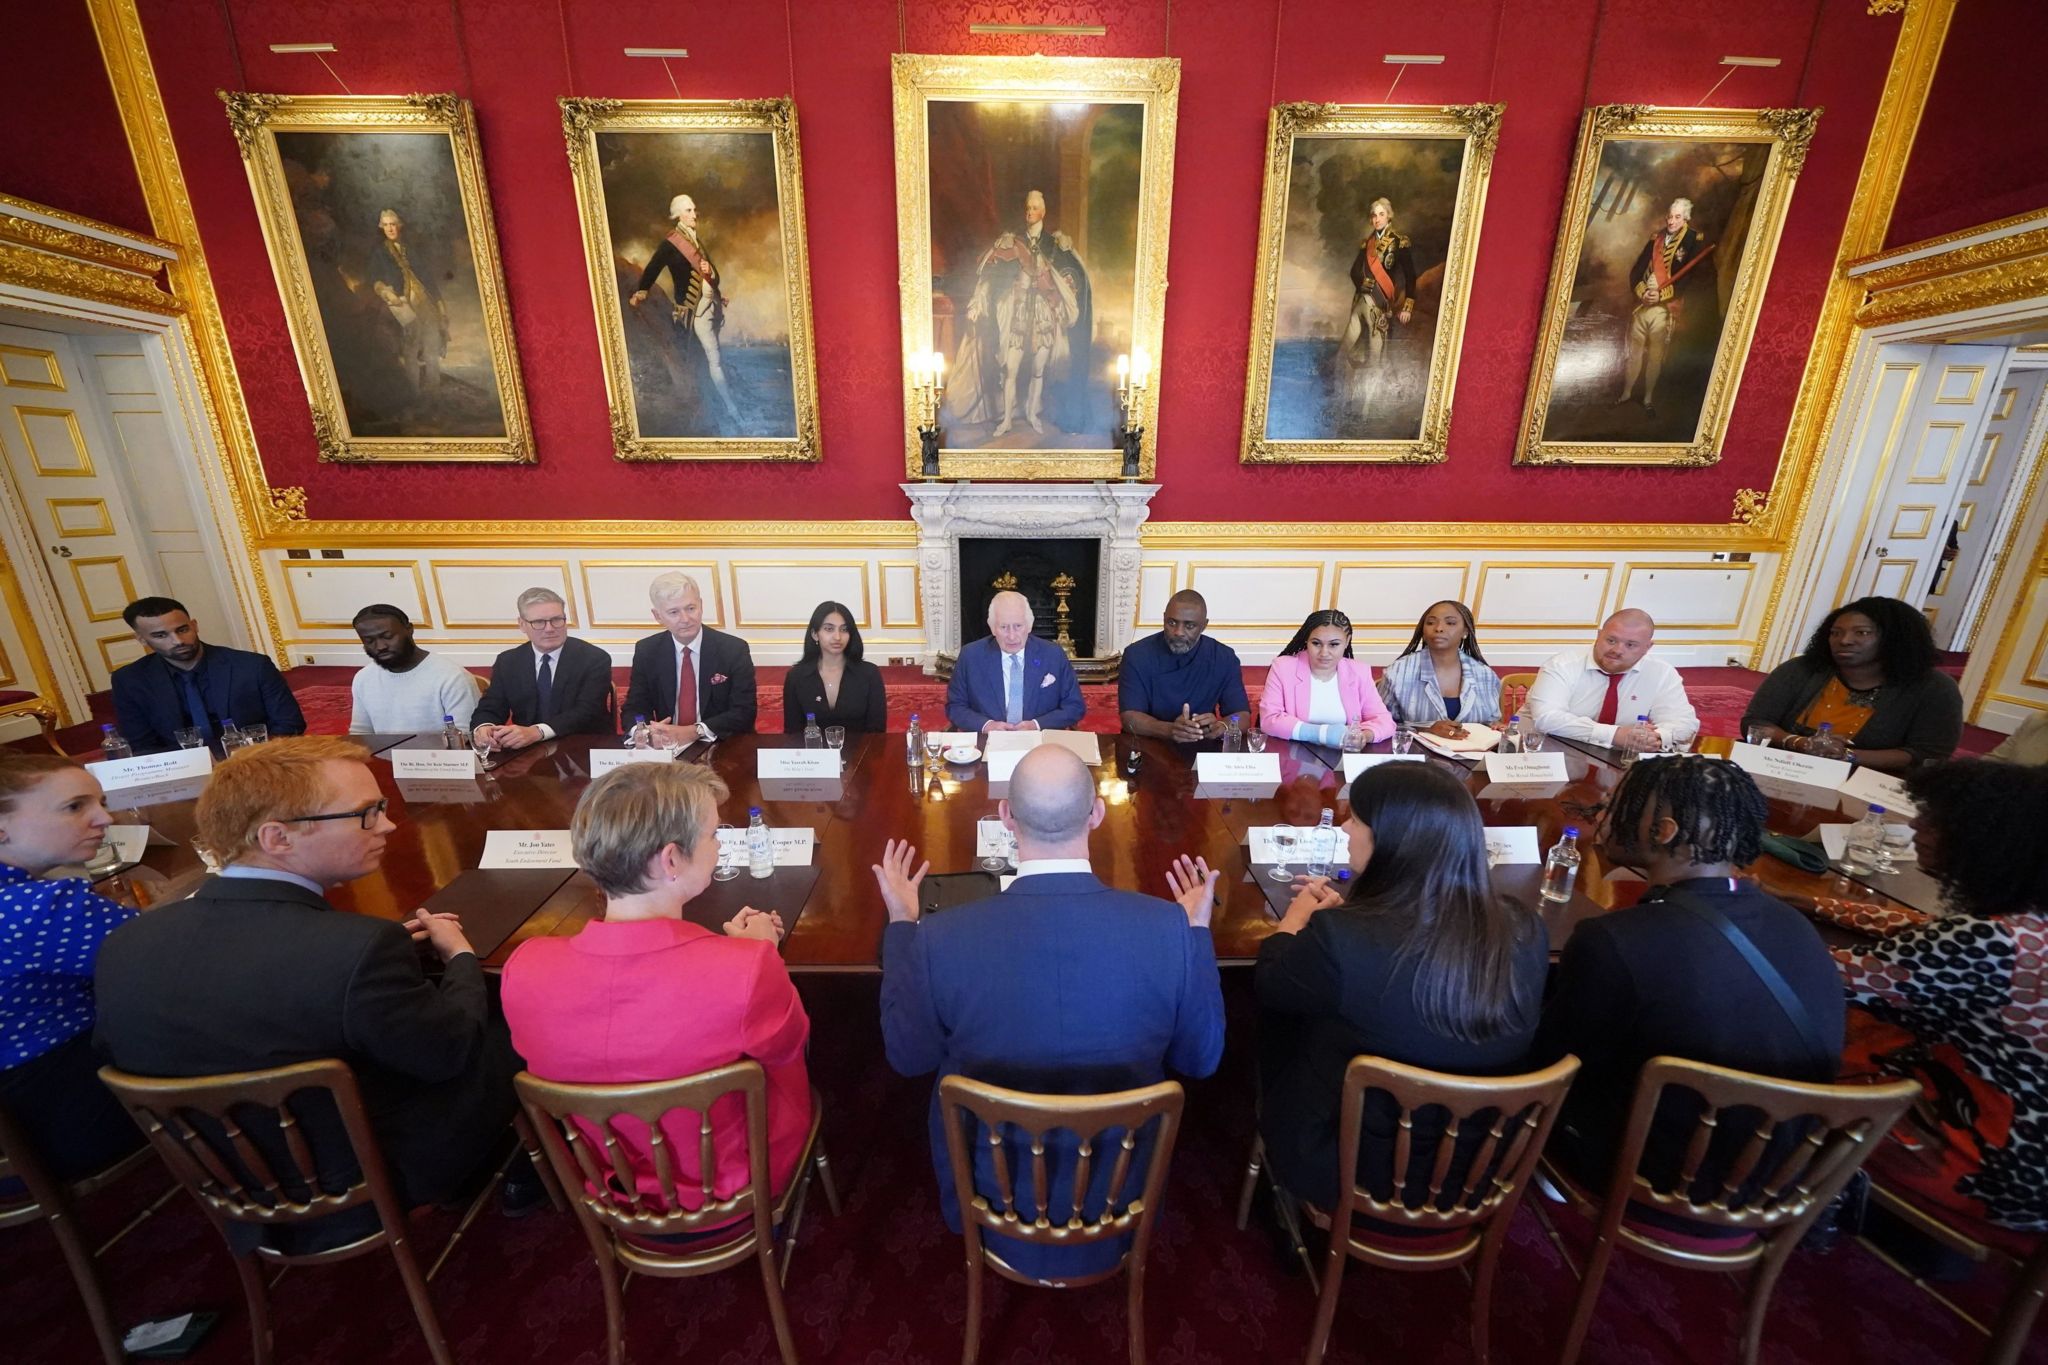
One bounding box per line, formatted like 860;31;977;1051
781;600;887;734
1259;609;1395;748
1741;595;1961;772
1254;762;1547;1210
1376;599;1504;735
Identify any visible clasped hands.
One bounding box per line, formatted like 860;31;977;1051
722;906;785;943
1170;703;1223;744
471;722;546;753
1277;874;1346;936
402;908;476;962
870;838;1221;929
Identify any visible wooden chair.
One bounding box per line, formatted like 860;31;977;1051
0;1101;175;1364
938;1076;1184;1365
1534;1057;1918;1365
1297;1055;1580;1365
514;1063;840;1365
1861;1174;2048;1365
1498;671;1537;718
98;1058;521;1365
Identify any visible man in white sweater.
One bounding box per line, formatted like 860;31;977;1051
348;604;481;734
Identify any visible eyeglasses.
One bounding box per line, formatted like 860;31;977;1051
521;616;569;630
288;799;389;830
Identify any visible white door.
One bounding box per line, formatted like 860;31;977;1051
1931;363;2047;650
1846;343;2011;608
0;325;162;691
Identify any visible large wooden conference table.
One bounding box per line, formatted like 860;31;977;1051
109;728;1928;969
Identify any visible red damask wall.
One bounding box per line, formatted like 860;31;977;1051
1;1;152;236
10;0;1908;525
1885;0;2048;249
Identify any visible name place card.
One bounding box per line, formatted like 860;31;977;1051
976;819;1020;863
1248;825;1352;864
714;827;816;866
1839;766;1916;818
1728;741;1852;792
390;748;479;779
1483;827;1542;866
1196;752;1282;785
395;779;491;805
86;747;213;792
756;777;844;804
1482;752;1569;784
589;748;675;776
480;830;577;869
1341;753;1427;781
758;749;841;779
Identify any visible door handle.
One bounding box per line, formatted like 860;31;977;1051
48;545;71;559
1873;547;1889;558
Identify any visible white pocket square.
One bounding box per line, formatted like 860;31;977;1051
1040;673;1055;688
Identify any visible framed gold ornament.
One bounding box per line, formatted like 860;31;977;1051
1514;103;1821;467
560;96;822;462
1240;101;1502;464
891;53;1180;481
220;91;533;463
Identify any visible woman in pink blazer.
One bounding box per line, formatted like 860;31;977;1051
1260;609;1396;746
502;763;812;1223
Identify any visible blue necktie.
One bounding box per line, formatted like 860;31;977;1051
1005;651;1023;725
535;653;554;722
177;667;212;740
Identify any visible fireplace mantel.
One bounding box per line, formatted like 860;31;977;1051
903;481;1160;665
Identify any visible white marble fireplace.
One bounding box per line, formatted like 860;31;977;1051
903;481;1160;664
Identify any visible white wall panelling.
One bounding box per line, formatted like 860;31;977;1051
1332;562;1471;629
431;560;576;628
729;561;872;629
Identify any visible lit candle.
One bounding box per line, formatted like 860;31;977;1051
1132;348;1151;386
1117;353;1130;381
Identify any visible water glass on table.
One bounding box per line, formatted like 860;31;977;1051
1268;824;1298;883
712;823;741;881
1244;727;1267;754
1877;823;1913;874
1744;724;1771;748
924;729;945;771
173;727;204;750
241;723;268;745
824;725;846;751
1391;723;1413;755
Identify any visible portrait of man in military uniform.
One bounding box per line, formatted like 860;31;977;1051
944;190;1094;439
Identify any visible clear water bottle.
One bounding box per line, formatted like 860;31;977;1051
99;724;132;761
628;714;651;748
803;712;824;749
1812;721;1845;759
745;806;775;879
1501;715;1524;754
1541;827;1582;904
1304;808;1337;878
441;714;466;749
1844;805;1885;873
906;712;925;768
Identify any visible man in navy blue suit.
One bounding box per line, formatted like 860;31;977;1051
872;745;1225;1280
945;590;1085;734
111;597;306;753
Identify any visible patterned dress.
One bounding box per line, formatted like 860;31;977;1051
1835;913;2048;1230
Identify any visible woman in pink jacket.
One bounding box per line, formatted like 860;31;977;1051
1260;609;1396;747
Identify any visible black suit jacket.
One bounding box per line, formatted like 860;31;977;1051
92;875;517;1207
469;635;616;736
781;658;888;734
109;646;307;754
620;626;757;738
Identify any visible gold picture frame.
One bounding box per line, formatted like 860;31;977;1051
220;92;533;463
1240;101;1502;465
1514;104;1821;467
560;97;822;462
891;53;1179;481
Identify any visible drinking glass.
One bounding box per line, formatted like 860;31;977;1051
824;726;846;751
1879;824;1913;875
660;731;685;760
173;727;204;750
1244;727;1267;754
924;730;946;770
1744;725;1771;748
712;823;741;881
980;828;1012;872
241;723;269;745
1391;724;1414;755
1268;825;1298;883
1523;728;1546;754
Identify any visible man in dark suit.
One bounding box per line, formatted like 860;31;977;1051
620;571;757;745
93;737;531;1240
111;596;306;753
470;587;616;751
945;590;1085;733
872;745;1225;1279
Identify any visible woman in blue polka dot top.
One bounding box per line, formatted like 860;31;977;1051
0;753;144;1179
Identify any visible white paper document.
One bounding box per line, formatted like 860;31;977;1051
103;824;152;866
86;747;213;791
714;827;816;866
1482;752;1569;784
975;819;1020;863
390;748;479;779
588;748;675;776
1728;741;1851;792
1248;825;1352;864
479;830;578;869
1839;766;1917;817
1341;753;1427;780
1482;827;1543;866
983;729;1102;764
758;749;841;778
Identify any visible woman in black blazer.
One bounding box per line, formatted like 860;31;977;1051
782;600;888;735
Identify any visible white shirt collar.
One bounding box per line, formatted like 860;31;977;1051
1013;858;1093;878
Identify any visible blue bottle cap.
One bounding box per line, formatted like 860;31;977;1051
1564;826;1580;838
748;806;762;817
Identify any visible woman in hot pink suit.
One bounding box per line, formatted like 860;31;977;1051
502;763;811;1212
1260;609;1395;746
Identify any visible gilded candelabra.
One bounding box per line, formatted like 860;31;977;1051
909;351;947;479
1051;572;1077;656
1115;350;1150;480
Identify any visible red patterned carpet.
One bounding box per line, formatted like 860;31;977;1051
5;974;2038;1364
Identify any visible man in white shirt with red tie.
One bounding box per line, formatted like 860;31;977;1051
621;571;757;746
1526;609;1699;753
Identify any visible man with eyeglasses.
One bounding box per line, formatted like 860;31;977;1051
470;586;618;751
94;737;538;1244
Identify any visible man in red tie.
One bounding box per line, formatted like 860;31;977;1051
1524;609;1699;753
622;571;758;747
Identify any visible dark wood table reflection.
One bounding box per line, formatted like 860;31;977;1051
114;728;1922;971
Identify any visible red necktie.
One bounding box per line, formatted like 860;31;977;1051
1595;671;1625;726
675;646;698;727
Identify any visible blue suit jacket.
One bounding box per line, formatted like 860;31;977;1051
880;871;1225;1278
109;647;307;753
945;635;1085;731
